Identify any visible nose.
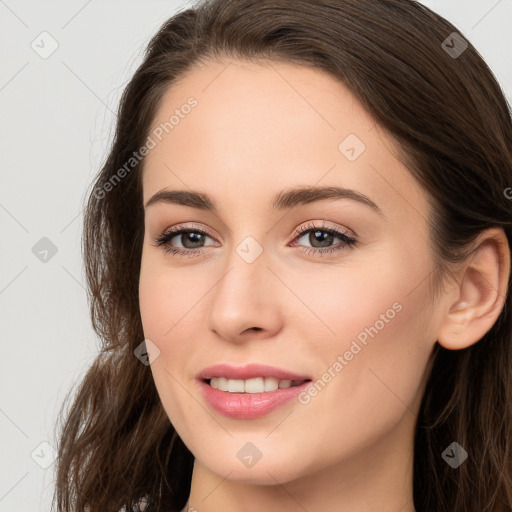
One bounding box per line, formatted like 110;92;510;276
206;245;283;343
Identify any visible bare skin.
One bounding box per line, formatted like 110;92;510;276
138;58;510;512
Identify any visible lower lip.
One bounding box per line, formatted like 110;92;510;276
198;379;311;419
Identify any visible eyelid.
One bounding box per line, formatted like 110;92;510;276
160;222;218;240
290;220;355;241
158;220;354;244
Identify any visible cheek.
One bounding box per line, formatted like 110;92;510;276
313;293;432;459
288;248;435;449
138;250;211;390
138;250;200;342
305;303;431;459
139;255;202;429
139;257;167;340
286;244;422;355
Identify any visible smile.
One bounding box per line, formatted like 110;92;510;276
207;376;308;393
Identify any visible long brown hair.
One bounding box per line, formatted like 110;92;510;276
52;1;512;511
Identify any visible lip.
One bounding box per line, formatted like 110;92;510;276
197;363;312;381
198;379;312;419
197;363;313;419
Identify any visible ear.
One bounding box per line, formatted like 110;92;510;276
437;227;510;350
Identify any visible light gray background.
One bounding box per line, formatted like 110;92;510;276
1;1;511;510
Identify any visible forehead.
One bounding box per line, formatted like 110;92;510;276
142;58;430;226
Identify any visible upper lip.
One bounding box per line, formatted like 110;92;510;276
198;363;312;381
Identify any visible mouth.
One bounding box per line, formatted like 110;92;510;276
204;376;310;393
197;363;313;418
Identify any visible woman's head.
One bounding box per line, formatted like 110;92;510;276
54;1;512;511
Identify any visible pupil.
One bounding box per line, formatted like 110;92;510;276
183;232;203;248
311;230;333;248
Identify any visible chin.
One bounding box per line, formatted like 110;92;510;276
198;449;309;485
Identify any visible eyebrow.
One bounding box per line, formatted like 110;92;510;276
144;185;384;217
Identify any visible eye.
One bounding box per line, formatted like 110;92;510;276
152;221;357;258
290;221;357;257
153;224;217;257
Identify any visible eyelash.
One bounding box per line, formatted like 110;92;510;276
152;221;357;258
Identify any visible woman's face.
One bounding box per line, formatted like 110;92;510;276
139;59;445;485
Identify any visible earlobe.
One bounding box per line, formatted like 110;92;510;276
436;227;510;351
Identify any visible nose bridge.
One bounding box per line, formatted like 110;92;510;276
214;234;269;309
206;233;282;339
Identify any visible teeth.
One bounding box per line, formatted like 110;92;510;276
209;377;305;393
